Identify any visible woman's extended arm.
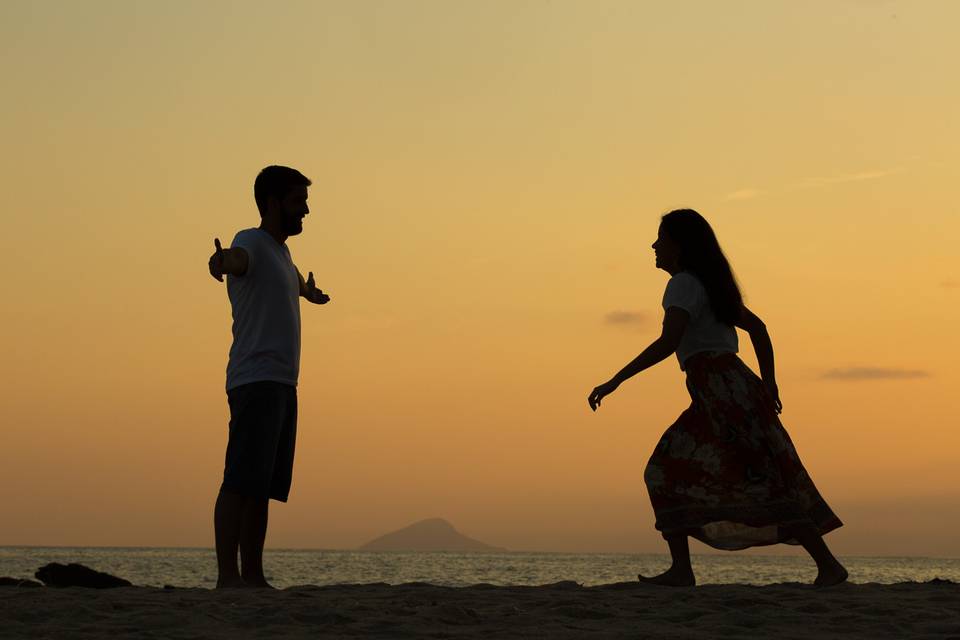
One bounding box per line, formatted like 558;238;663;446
736;305;782;413
588;307;689;411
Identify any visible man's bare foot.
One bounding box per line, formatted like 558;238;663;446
638;567;696;587
814;563;848;587
215;577;249;589
242;577;276;589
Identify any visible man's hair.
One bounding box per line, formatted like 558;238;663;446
254;166;312;216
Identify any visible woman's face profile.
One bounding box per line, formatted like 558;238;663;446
652;226;681;273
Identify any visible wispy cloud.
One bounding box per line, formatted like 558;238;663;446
843;0;898;6
723;188;763;201
798;167;903;189
821;367;931;380
604;310;646;326
726;162;919;202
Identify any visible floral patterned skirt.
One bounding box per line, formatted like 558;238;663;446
644;352;842;550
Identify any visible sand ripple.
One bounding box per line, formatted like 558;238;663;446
2;580;958;639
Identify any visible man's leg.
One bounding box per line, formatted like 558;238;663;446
236;384;293;589
639;534;696;586
214;488;247;588
239;497;272;588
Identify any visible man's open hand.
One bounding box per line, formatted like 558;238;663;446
304;271;330;304
209;238;225;282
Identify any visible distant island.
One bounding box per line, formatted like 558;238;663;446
359;518;507;553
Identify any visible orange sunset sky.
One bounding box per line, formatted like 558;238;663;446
1;1;958;556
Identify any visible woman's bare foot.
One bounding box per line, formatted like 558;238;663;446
638;566;696;587
787;524;847;587
814;562;848;587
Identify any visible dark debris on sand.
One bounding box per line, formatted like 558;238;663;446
33;563;132;588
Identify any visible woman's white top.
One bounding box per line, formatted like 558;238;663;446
661;272;738;370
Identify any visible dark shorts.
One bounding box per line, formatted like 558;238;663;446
221;381;297;502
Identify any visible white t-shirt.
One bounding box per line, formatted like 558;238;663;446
225;228;301;390
661;272;738;370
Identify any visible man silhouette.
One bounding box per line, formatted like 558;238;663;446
208;165;329;588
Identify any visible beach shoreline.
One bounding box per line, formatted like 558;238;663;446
3;580;957;639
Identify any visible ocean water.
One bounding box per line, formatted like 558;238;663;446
2;547;958;589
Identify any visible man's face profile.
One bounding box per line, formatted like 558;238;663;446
273;185;309;236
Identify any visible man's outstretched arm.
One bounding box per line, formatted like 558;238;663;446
297;268;331;305
208;238;248;282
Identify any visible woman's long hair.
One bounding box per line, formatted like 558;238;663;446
660;209;742;325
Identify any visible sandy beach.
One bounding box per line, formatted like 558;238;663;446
3;580;958;639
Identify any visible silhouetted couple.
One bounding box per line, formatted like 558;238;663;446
208;167;846;589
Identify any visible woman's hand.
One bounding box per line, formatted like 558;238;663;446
764;380;783;414
588;380;620;411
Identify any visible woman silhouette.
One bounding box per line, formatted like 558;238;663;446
589;209;847;587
